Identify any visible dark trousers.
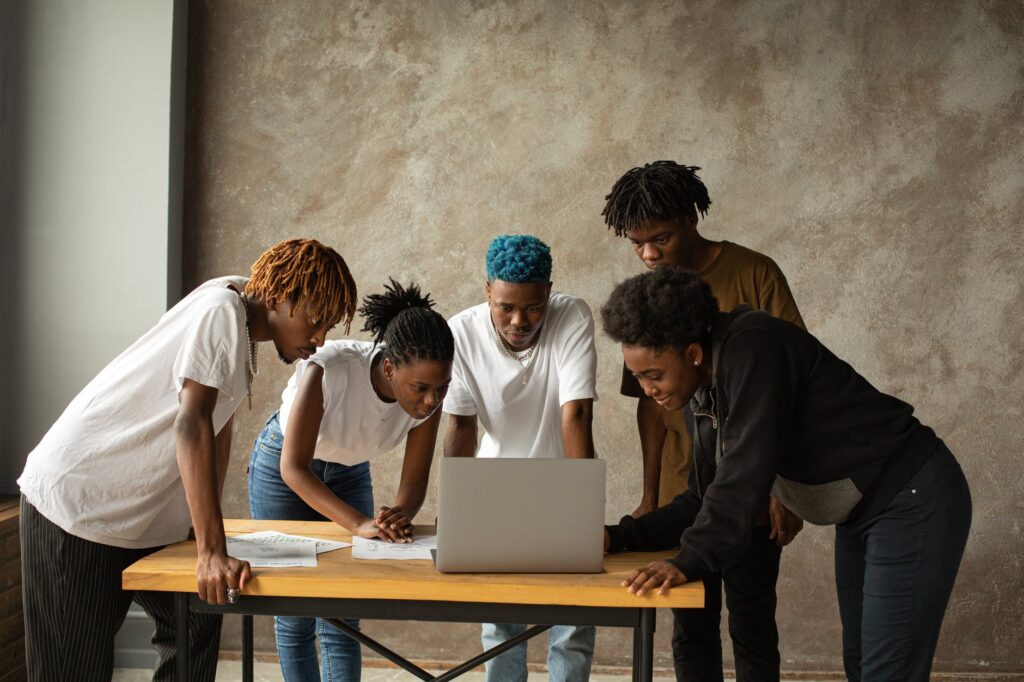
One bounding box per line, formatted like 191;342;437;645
19;497;222;682
671;525;782;682
835;443;971;682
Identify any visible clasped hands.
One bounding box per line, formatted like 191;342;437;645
355;505;416;543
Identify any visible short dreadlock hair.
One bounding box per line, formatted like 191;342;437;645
359;279;454;368
601;161;712;237
245;238;357;333
601;268;719;351
485;235;552;283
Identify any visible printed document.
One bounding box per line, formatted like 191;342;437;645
352;535;437;560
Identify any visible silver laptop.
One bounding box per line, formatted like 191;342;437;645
434;458;606;573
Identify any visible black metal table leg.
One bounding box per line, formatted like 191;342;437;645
635;608;656;682
176;593;190;682
242;615;254;682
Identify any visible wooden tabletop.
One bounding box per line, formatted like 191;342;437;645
122;520;703;609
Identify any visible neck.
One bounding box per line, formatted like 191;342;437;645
370;353;396;402
242;294;272;342
680;232;721;272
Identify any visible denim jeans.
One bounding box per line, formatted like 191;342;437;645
671;524;782;682
249;412;374;682
481;623;595;682
835;442;971;682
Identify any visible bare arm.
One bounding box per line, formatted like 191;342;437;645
279;365;403;541
376;409;442;540
561;398;594;459
634;396;667;517
214;415;233;499
443;413;478;457
175;379;250;605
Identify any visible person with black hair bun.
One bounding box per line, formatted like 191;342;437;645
600;267;972;682
248;279;454;682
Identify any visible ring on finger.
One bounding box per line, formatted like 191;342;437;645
226;588;240;604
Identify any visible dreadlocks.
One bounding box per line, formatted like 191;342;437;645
601;161;713;237
359;279;454;368
245;238;357;334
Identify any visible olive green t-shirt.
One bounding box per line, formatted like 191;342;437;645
620;240;805;504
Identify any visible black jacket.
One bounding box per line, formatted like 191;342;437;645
606;308;939;581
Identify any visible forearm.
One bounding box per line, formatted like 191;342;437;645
637;397;667;504
606;490;702;553
175;414;226;556
443;415;478;457
393;479;428;518
281;465;371;531
214;416;233;499
561;400;595;459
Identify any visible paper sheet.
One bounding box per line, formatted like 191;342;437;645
351;535;437;560
225;531;353;568
231;530;352;555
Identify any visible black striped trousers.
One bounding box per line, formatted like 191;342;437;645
19;497;221;682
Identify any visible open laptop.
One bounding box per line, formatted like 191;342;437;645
434;458;606;573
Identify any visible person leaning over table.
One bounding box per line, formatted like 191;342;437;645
248;279;454;682
17;238;357;682
443;234;598;682
601;159;805;682
600;267;971;682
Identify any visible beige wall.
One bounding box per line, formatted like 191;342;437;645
183;1;1024;675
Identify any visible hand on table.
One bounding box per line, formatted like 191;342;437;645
622;560;688;597
768;496;804;547
196;550;250;605
375;505;414;543
630;498;657;519
354;515;408;543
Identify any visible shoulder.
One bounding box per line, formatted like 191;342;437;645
547;292;594;327
310;339;374;369
720;242;789;280
448;302;488;338
720;312;800;362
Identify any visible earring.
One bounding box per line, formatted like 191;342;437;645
386;373;393;382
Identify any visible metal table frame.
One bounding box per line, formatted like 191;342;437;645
177;593;658;682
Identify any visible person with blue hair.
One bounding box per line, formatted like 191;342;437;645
444;234;598;682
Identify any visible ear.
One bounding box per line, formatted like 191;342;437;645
684;342;704;368
484;281;493;301
382;357;396;381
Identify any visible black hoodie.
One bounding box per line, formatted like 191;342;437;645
606;307;939;581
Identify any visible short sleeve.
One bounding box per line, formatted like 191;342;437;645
555;298;598;405
172;299;242;398
759;260;805;330
442;339;478;416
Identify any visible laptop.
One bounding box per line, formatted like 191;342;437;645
434;457;606;573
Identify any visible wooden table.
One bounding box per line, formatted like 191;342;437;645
123;520;703;682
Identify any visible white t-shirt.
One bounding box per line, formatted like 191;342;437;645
277;340;427;466
443;292;598;459
18;276;250;549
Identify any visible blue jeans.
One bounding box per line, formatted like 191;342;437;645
249;412;374;682
481;623;595;682
835;442;971;682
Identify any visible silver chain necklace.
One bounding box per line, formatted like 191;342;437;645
489;316;538;384
242;294;259;409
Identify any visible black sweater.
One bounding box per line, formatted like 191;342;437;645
606;308;939;581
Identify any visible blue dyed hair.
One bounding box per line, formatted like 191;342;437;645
485;235;552;284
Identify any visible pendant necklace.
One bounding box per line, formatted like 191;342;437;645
241;293;259;409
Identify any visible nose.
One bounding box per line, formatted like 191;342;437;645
510;309;528;329
423;391;438;409
311;327;328;347
640;243;660;263
639;378;657;398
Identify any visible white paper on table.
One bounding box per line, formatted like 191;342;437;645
351;535;437;560
230;530;351;555
226;536;317;568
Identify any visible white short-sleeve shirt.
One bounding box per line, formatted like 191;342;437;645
443;292;598;459
18;277;250;549
277;340;427;466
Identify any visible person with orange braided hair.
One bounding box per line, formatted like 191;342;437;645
17;238;357;682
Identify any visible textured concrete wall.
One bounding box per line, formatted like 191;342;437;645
183;1;1024;674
